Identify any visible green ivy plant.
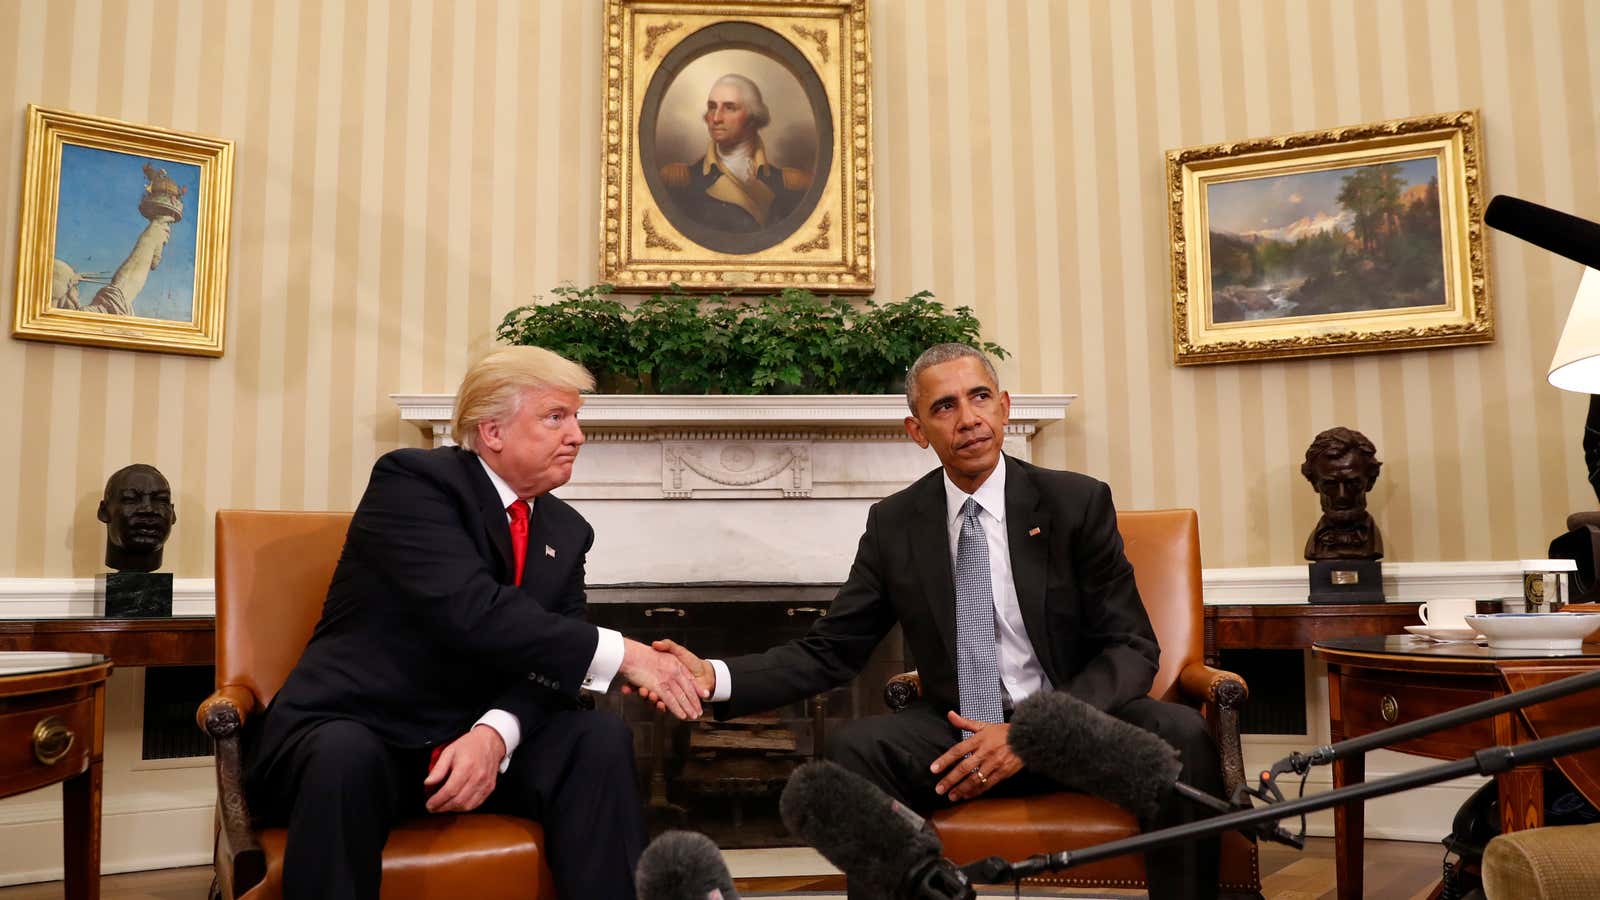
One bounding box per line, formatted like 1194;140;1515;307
496;283;1009;395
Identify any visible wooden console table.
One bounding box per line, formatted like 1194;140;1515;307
0;617;214;667
1314;636;1600;900
0;652;111;900
1204;602;1423;664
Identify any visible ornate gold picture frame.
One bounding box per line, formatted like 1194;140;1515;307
1166;110;1491;365
12;105;233;357
601;0;873;292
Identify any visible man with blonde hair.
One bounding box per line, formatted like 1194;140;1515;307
247;346;704;900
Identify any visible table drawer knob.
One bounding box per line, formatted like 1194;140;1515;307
1380;695;1399;724
32;715;75;766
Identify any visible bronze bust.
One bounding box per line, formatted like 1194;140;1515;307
98;464;176;572
1301;427;1383;560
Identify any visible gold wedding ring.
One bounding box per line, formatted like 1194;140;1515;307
974;767;987;785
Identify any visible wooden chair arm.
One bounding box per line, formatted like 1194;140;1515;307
198;684;260;737
1177;663;1249;710
197;685;266;897
884;670;922;712
1176;663;1251;804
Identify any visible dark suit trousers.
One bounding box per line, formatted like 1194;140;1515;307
249;709;645;900
825;697;1222;900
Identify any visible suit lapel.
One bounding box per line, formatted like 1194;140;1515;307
520;499;559;608
1004;457;1053;674
909;475;959;663
462;451;515;581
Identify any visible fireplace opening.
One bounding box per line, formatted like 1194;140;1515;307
587;584;908;848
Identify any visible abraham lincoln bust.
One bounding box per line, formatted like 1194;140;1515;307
1301;427;1383;561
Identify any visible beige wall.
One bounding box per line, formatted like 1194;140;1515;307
1;0;1597;577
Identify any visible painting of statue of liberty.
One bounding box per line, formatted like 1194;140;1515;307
1205;157;1445;324
52;144;201;322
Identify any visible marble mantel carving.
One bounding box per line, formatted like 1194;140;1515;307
391;393;1075;583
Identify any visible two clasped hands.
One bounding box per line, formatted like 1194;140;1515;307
423;635;710;814
625;639;1025;803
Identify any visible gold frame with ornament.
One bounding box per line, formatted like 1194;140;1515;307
11;104;233;357
1166;109;1492;365
600;0;873;292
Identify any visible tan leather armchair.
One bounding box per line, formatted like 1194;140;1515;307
197;510;556;900
884;509;1261;897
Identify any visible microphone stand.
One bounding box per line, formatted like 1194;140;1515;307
966;723;1600;883
1259;666;1600;786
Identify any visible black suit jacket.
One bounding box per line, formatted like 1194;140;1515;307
249;446;600;776
720;456;1160;718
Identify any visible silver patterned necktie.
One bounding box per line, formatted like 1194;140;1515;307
954;497;1004;738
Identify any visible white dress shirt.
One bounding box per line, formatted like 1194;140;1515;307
477;458;625;770
707;459;1052;709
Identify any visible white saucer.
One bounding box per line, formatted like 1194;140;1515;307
1403;624;1481;642
1465;613;1600;650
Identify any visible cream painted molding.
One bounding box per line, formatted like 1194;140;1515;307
0;562;1526;618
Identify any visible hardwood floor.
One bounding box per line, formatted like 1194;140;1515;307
0;837;1452;899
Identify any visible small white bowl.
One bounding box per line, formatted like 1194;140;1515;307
1465;613;1600;650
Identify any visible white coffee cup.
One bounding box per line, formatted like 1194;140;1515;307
1419;598;1479;629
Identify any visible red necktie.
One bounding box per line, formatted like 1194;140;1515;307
508;499;529;587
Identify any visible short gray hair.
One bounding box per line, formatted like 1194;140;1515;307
452;346;595;452
710;74;771;130
904;343;1000;414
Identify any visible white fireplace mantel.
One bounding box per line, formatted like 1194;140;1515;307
392;392;1074;582
393;393;1075;444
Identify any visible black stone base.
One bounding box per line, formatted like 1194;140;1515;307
96;572;173;617
1307;559;1384;604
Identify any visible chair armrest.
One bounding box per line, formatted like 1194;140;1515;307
884;670;922;712
1177;664;1249;710
1176;663;1250;805
198;683;259;737
198;684;266;897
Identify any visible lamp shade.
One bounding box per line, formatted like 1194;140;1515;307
1548;267;1600;393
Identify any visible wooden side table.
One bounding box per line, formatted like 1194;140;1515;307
0;652;112;900
1204;602;1423;664
0;617;214;667
1314;636;1600;900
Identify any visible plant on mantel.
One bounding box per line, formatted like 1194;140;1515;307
496;283;1009;395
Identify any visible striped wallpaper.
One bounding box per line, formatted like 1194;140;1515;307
1;0;1597;577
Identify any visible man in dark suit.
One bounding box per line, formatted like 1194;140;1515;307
651;344;1222;900
246;346;706;900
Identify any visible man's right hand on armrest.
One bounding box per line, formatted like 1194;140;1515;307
619;638;706;720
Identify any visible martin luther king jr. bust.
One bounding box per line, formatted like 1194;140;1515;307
1301;427;1383;561
98;464;177;573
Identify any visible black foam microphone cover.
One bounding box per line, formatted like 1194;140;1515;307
636;830;741;900
1483;195;1600;271
780;760;949;899
1008;690;1183;822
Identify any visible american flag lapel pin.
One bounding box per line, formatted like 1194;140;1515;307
545;545;557;558
1028;526;1041;537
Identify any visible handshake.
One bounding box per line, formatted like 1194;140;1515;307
618;638;714;720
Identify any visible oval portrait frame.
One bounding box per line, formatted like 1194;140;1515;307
639;22;834;256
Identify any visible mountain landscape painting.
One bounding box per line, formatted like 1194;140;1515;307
1205;156;1445;324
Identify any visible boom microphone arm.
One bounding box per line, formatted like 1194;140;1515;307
1259;666;1600;788
967;723;1600;883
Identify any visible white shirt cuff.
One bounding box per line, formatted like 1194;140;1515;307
474;709;521;774
708;659;732;702
581;627;625;693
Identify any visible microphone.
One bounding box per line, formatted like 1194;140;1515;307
636;830;741;900
1007;690;1182;822
1483;195;1600;270
1007;690;1305;851
779;760;975;900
